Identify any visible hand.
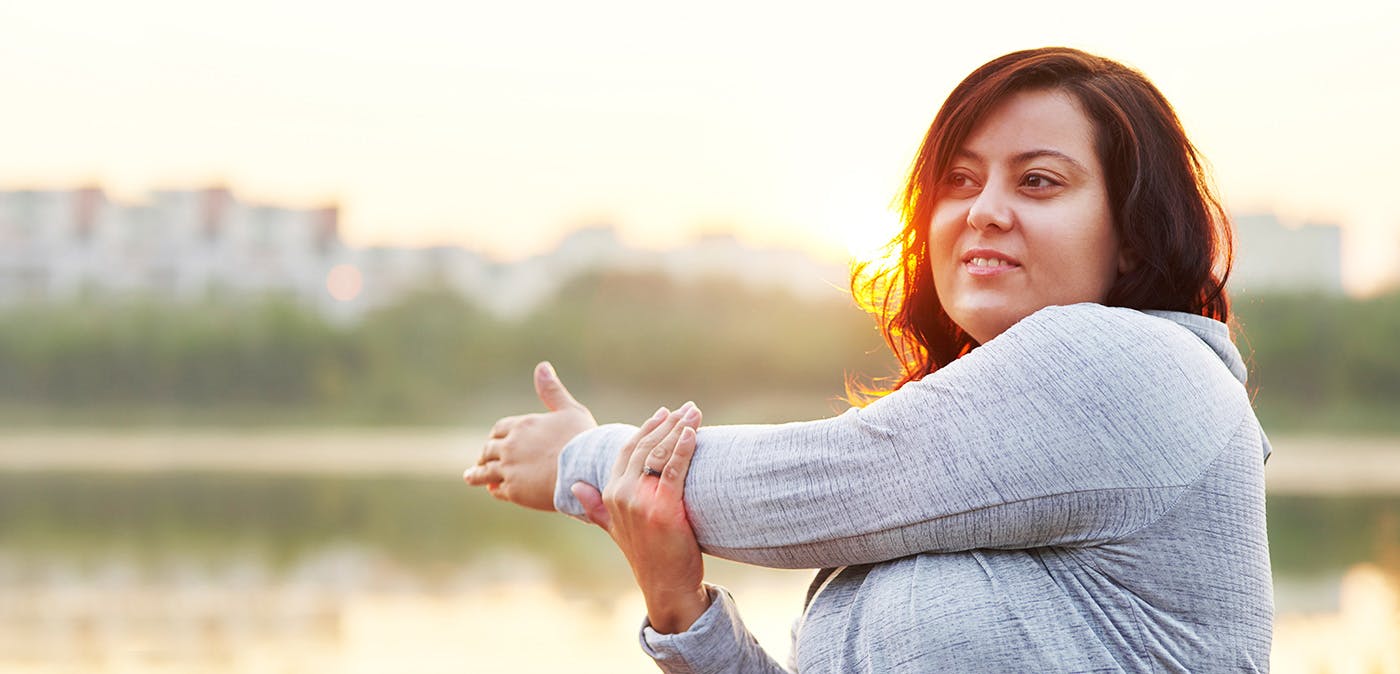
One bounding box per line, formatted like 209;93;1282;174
463;361;597;511
572;402;710;634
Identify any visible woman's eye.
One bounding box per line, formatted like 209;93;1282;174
1022;173;1061;189
945;172;976;189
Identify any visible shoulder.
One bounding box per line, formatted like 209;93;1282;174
990;303;1229;377
937;303;1247;420
1008;303;1201;349
962;304;1251;475
882;304;1256;488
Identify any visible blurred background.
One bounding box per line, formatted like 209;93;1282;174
1;0;1398;672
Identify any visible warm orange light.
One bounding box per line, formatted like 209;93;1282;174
841;207;905;272
326;264;363;301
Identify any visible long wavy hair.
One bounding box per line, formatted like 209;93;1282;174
850;47;1233;402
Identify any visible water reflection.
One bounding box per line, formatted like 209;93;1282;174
0;549;809;674
2;442;1398;672
2;551;1398;673
1273;565;1400;674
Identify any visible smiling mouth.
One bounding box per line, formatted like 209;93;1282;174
963;256;1021;276
967;256;1018;269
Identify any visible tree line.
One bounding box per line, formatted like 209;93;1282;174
0;271;1395;432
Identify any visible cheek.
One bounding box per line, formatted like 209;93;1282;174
927;206;963;266
1031;206;1118;296
1071;218;1121;294
1051;191;1115;263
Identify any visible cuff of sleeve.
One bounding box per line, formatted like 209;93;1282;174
639;584;749;673
553;423;637;522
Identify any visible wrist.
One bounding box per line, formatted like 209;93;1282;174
645;585;712;634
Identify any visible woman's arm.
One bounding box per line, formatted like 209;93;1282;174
639;585;795;674
573;404;711;634
571;404;792;673
556;304;1258;569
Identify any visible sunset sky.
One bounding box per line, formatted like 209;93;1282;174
2;0;1397;293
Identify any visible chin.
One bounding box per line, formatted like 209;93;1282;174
949;302;1028;345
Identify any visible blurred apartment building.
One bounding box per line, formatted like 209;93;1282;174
319;227;852;318
0;187;1351;320
1230;214;1345;295
0;186;849;321
0;186;343;310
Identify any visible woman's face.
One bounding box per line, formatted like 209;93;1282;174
929;88;1126;345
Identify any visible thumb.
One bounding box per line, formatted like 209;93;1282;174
534;361;580;412
571;482;611;530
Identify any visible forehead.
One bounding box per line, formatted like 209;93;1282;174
960;89;1099;167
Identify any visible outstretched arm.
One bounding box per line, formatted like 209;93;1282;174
555;305;1256;568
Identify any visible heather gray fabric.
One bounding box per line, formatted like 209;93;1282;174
555;303;1274;673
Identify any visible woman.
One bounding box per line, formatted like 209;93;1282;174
465;47;1273;672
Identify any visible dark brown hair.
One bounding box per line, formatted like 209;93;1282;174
851;47;1233;400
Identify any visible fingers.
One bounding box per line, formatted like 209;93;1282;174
612;406;669;478
642;403;700;478
480;417;520;470
478;438;502;465
625;402;693;479
463;461;504;486
534;361;581;412
654;423;700;501
489;415;523;440
571;482;611;530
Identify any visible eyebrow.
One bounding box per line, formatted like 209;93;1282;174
954;148;1091;175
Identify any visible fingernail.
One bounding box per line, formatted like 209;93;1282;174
651;406;668;421
682;405;700;422
681;427;696;441
677;401;695;415
539;361;556;380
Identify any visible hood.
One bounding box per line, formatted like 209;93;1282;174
1144;309;1270;463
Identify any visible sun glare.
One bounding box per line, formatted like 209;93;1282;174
839;207;905;270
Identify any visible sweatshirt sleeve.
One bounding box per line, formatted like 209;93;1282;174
638;584;792;674
555;304;1254;568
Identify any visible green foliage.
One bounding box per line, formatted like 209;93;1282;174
0;298;353;406
1265;493;1400;576
0;272;892;426
0;278;1397;431
520;271;889;403
1233;291;1400;432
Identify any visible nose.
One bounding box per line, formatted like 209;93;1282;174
966;184;1015;232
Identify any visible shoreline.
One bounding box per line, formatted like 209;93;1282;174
0;430;1396;495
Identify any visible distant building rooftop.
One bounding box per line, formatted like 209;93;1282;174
1230;214;1343;295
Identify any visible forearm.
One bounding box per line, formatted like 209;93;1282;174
556;412;954;568
555;406;1193;569
644;585;713;635
641;584;793;674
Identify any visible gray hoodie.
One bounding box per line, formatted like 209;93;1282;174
556;303;1273;673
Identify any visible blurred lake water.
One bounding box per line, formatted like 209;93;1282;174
1;431;1397;673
